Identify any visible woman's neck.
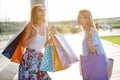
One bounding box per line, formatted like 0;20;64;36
36;20;44;28
83;27;94;34
82;25;89;33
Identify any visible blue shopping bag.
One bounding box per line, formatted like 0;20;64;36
40;44;54;72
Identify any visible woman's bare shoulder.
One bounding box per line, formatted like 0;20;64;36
25;22;33;33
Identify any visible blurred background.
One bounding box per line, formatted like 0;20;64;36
0;0;120;80
0;0;120;37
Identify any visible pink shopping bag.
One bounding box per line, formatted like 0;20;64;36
53;35;79;67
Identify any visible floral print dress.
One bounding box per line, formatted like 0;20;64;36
18;48;51;80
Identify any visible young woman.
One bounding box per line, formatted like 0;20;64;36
77;9;109;78
18;4;51;80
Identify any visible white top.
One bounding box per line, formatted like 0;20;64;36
28;25;46;52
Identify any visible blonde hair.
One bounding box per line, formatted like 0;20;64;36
78;9;96;32
30;4;43;24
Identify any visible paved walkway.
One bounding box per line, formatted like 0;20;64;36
0;31;120;80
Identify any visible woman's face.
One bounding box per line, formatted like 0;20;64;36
77;13;88;26
36;6;46;20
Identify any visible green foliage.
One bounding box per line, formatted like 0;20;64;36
0;22;26;34
48;20;80;34
111;24;120;28
1;17;120;35
0;21;80;36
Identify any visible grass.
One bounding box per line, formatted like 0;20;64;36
111;24;120;28
101;36;120;45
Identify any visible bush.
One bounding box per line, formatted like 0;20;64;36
111;24;120;28
49;24;79;34
0;22;26;35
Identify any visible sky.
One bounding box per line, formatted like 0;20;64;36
0;0;30;22
0;0;120;22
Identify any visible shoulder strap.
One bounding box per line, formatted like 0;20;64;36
32;25;39;33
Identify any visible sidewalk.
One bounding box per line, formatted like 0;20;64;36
0;32;120;80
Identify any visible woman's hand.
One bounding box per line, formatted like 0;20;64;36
29;21;38;34
44;37;53;47
22;23;38;48
86;32;96;54
51;25;57;36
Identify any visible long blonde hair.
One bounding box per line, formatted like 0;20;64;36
78;9;96;32
30;4;43;24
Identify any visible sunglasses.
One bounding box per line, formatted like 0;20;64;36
38;8;46;12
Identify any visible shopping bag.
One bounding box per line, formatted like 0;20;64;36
2;25;26;64
107;58;114;80
52;42;69;71
53;36;71;67
53;35;79;67
80;56;114;79
80;54;108;80
40;39;69;72
40;44;54;72
79;55;83;76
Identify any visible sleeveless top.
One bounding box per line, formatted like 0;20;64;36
28;25;46;52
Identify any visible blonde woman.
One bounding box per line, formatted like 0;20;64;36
77;9;109;79
18;4;51;80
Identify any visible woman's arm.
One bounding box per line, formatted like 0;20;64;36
46;27;49;41
44;27;49;47
86;33;96;54
51;25;57;37
23;23;37;48
44;25;57;47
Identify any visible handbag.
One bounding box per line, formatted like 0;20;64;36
80;54;108;80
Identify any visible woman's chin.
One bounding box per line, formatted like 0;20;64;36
39;17;45;21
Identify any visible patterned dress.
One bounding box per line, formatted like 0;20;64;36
18;25;51;80
18;48;51;80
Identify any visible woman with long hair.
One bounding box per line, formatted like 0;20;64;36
18;4;51;80
77;9;109;79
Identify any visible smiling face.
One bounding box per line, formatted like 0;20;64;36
36;6;46;20
30;4;46;24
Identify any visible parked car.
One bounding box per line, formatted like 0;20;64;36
100;24;112;31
